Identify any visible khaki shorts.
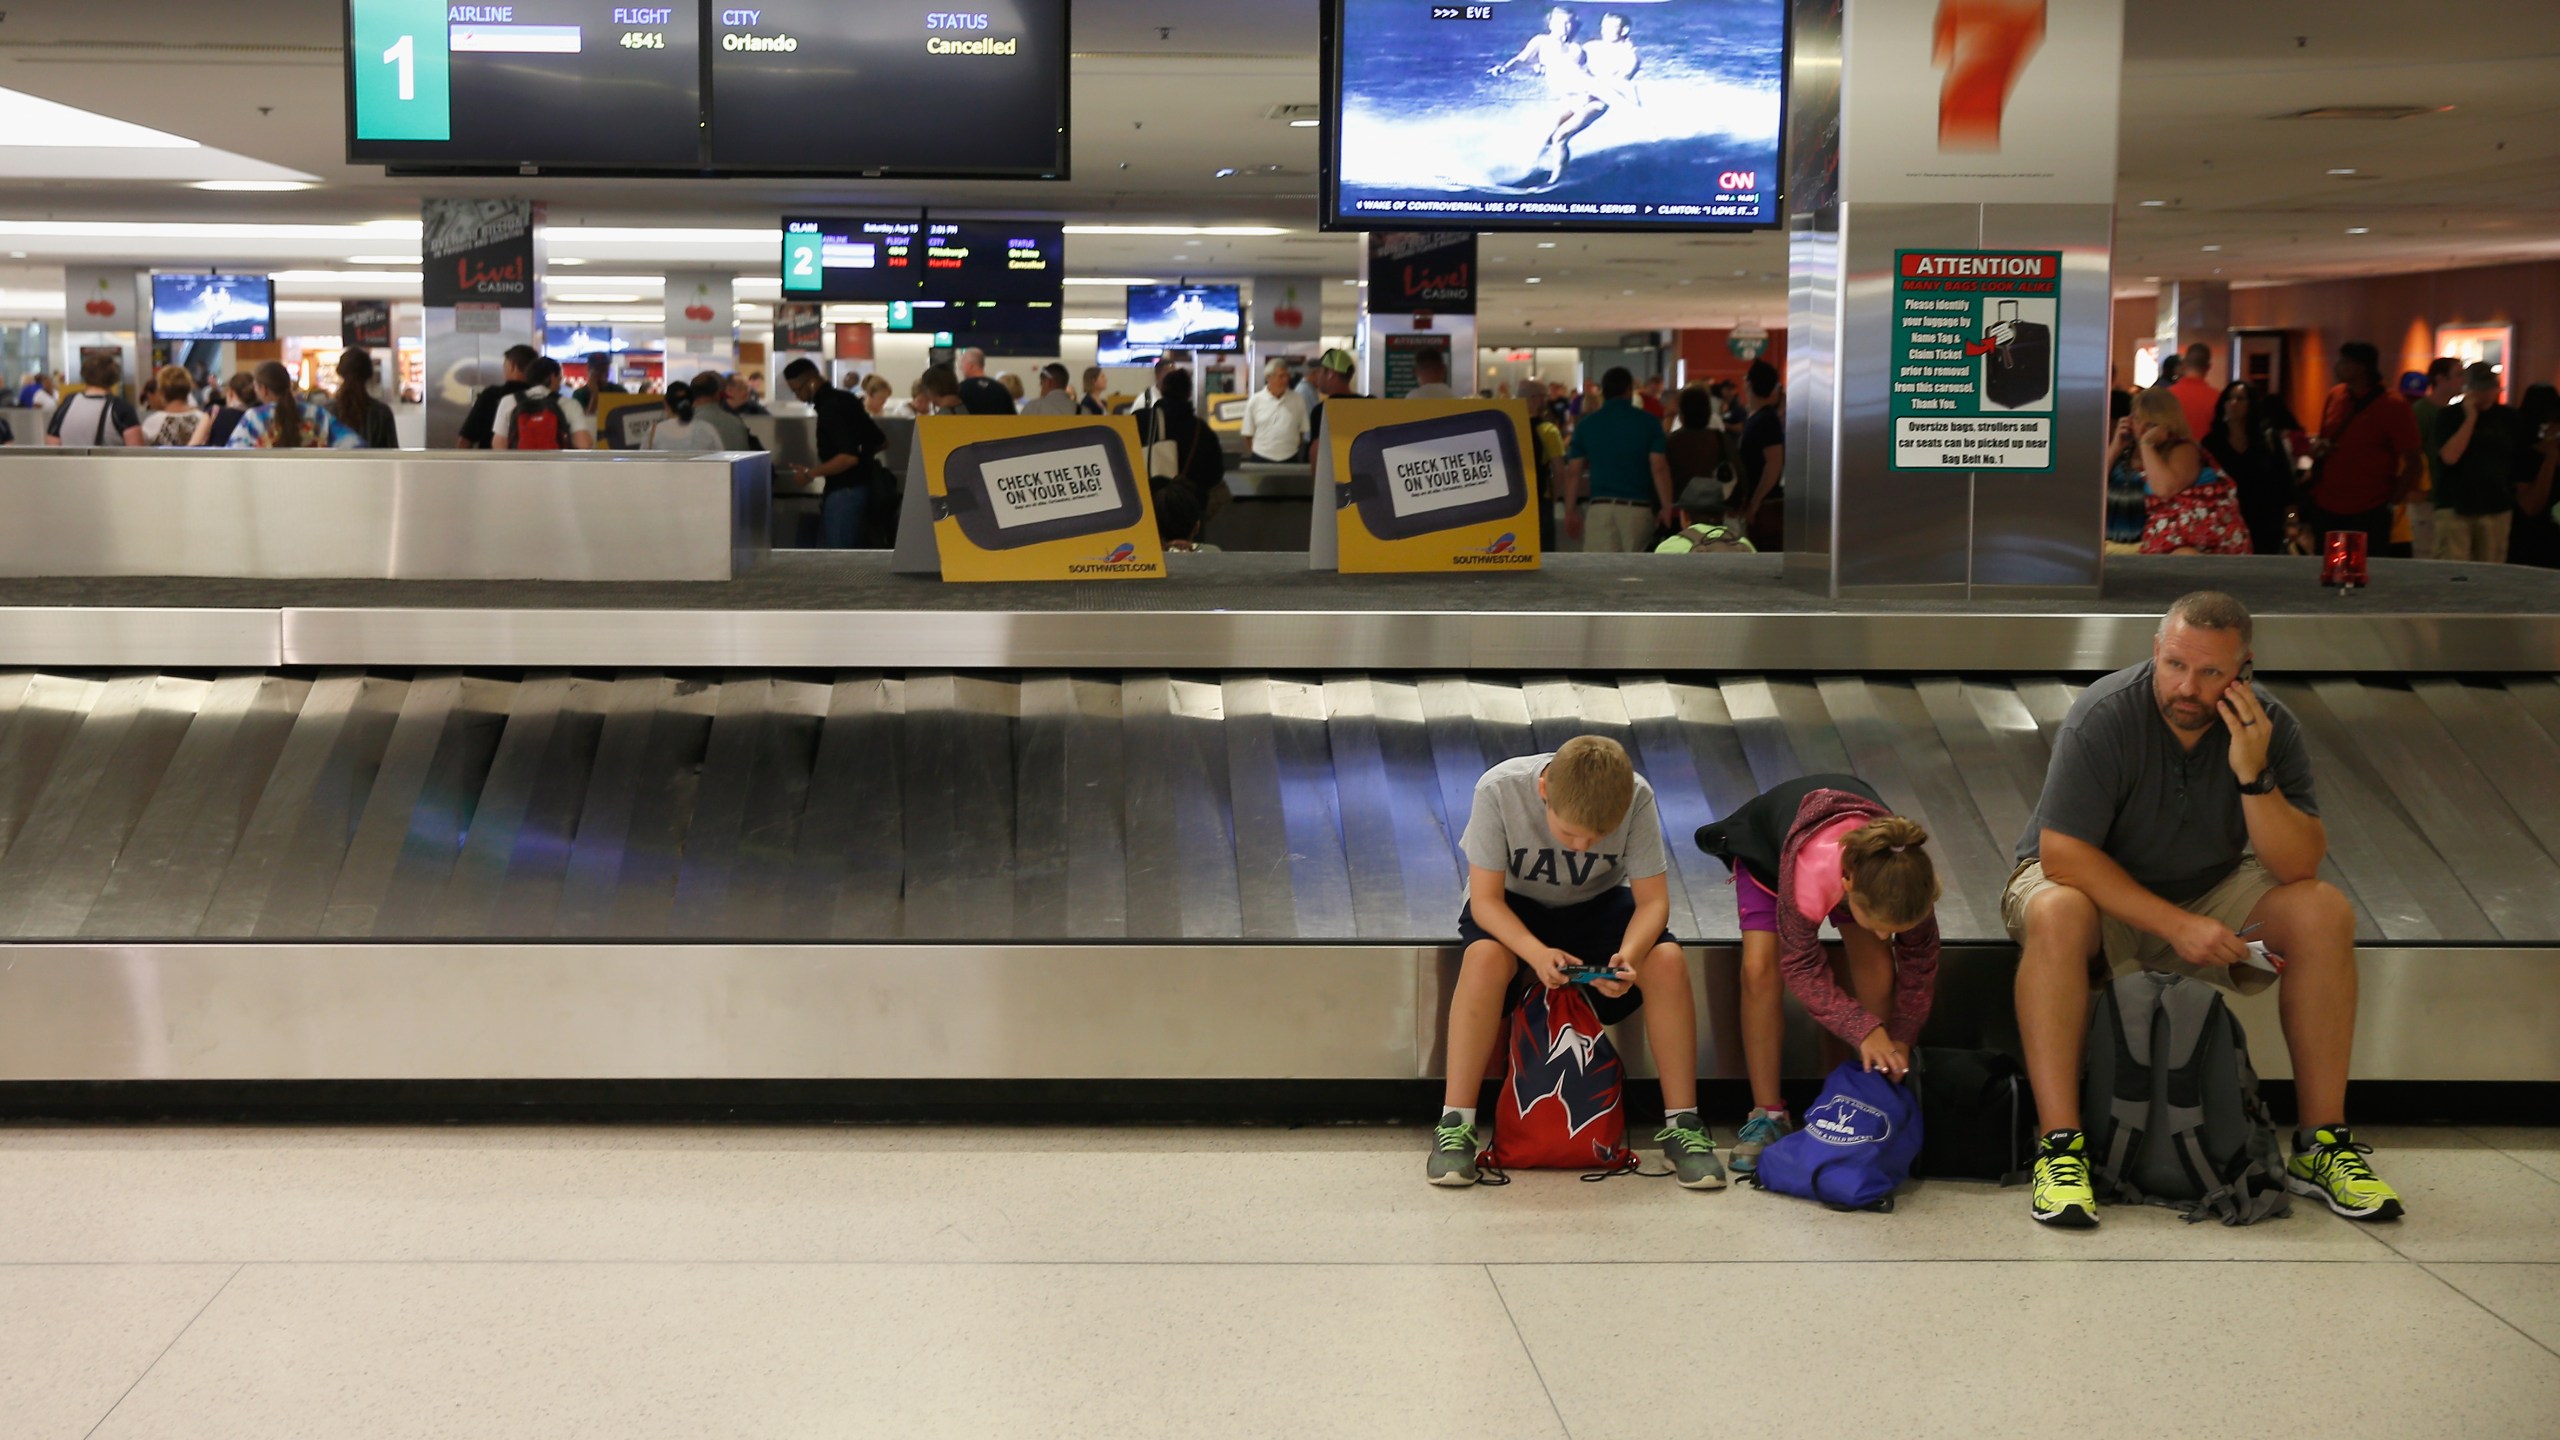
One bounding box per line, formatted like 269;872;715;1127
2000;857;2281;997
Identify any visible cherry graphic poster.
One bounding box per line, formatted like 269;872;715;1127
1889;249;2059;473
65;268;141;330
665;271;733;342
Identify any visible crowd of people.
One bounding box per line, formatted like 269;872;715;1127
2113;341;2560;567
25;351;400;451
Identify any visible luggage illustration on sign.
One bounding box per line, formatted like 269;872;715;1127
1982;298;2052;410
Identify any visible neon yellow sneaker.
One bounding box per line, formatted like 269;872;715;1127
2287;1126;2406;1222
2031;1128;2099;1228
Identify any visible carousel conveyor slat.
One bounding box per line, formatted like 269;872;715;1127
1;671;2559;949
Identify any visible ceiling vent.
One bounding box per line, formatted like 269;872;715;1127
2275;105;2452;121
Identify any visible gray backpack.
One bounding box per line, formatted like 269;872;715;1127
2081;971;2292;1225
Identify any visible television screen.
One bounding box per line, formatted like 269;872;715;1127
1126;285;1241;350
150;273;274;342
1095;329;1160;367
344;0;704;172
544;324;621;361
781;216;927;302
918;220;1065;303
707;1;1069;177
1323;0;1785;231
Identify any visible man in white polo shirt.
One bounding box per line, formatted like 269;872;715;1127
1240;356;1310;463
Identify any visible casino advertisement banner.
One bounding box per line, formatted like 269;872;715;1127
1365;231;1477;315
421;198;538;309
1889;249;2060;473
919;415;1166;582
1315;398;1540;574
339;299;393;349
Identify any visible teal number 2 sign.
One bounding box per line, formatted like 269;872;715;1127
352;0;452;141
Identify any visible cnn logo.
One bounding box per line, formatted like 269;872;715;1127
1718;170;1759;190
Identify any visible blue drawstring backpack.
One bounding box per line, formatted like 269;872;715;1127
1751;1061;1923;1212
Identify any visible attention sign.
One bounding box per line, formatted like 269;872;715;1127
1890;249;2060;472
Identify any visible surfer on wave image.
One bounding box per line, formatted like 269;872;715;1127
1489;7;1643;189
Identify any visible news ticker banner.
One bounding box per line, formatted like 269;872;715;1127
1311;398;1541;574
912;415;1167;581
1889;249;2061;473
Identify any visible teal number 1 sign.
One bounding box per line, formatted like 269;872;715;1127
351;0;452;142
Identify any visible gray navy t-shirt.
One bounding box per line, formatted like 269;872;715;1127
2015;661;2320;903
1460;753;1668;907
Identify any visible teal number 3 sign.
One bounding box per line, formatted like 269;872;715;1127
352;0;452;141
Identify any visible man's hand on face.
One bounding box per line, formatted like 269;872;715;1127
2220;678;2273;783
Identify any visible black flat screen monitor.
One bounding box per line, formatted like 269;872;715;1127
343;1;1068;179
1095;329;1159;367
149;273;275;342
707;1;1069;177
1322;0;1785;231
344;0;704;172
1125;285;1241;350
918;221;1065;303
781;217;928;302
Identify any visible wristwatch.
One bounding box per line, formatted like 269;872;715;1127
2237;769;2278;796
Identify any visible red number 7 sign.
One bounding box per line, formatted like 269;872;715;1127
1932;0;2047;150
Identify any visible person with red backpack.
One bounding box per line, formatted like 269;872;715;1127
490;357;594;451
1427;736;1724;1190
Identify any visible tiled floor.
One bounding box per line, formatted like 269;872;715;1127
4;1123;2554;1439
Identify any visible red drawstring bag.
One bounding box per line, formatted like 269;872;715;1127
1488;983;1635;1172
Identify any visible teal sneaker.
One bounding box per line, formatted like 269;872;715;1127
2287;1126;2406;1222
1427;1110;1481;1187
1656;1112;1728;1190
1730;1107;1793;1177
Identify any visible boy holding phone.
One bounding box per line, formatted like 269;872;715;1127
1427;736;1723;1189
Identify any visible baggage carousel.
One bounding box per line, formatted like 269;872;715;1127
0;553;2554;1107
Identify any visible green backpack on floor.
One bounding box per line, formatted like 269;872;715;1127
2081;971;2292;1226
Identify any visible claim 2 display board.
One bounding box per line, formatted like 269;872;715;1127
344;1;1068;178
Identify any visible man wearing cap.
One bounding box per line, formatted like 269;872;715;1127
1653;478;1756;553
2431;362;2520;564
1306;347;1363;454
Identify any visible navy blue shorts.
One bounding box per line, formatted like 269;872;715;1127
1458;887;1671;1027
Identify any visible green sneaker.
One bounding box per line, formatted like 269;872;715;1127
2031;1128;2099;1228
1656;1112;1728;1190
2287;1126;2406;1222
1427;1110;1481;1187
1730;1107;1793;1177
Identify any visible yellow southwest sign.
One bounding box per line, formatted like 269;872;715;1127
1321;398;1541;574
919;415;1167;581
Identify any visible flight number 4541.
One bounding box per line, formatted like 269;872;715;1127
620;30;666;48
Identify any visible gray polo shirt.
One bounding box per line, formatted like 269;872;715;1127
1460;753;1668;907
2015;662;2320;903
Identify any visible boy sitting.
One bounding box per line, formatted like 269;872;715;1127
1429;736;1724;1188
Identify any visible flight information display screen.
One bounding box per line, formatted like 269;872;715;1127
1323;0;1785;231
782;218;1064;304
345;1;704;171
343;2;1068;178
781;217;927;302
917;221;1064;303
707;2;1069;177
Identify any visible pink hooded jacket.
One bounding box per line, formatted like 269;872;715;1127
1773;787;1941;1046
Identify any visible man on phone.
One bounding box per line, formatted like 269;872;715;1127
2001;592;2403;1229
